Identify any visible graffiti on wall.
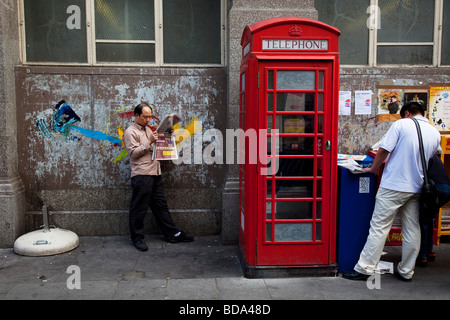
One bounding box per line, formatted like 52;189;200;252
36;100;127;162
36;100;199;163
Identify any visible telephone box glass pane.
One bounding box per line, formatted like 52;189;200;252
283;137;315;156
266;223;272;241
274;180;313;198
267;180;272;198
267;93;273;111
318;115;324;133
318;93;324;112
277;115;315;133
277;137;315;156
266;201;272;219
267;137;314;156
317;180;322;198
316;223;322;241
267;116;273;131
274;223;312;241
276;71;315;90
316;201;322;219
274;201;313;220
268;70;274;89
277;158;314;177
277;93;315;112
317;158;323;177
318;71;324;90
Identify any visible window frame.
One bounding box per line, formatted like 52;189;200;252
343;0;447;68
19;0;227;67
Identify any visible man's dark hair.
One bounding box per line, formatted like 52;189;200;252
134;102;150;116
400;101;425;118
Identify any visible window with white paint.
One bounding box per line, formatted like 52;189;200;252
316;0;450;67
94;0;156;63
23;0;88;63
20;0;225;66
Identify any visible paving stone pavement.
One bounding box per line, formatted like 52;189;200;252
1;235;449;301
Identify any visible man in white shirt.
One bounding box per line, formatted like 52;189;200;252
343;102;441;282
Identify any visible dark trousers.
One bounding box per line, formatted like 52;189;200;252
419;183;450;259
129;175;179;242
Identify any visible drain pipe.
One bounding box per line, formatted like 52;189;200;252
42;205;50;233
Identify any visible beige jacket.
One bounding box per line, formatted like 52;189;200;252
123;122;161;177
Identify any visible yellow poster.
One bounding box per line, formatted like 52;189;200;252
430;86;450;132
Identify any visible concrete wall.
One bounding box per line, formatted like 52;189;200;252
0;0;26;247
15;66;227;238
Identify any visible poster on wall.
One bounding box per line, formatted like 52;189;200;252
430;86;450;132
355;90;372;115
403;89;428;110
339;91;352;115
376;88;403;122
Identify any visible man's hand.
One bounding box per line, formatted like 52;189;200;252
361;148;390;175
362;166;378;175
149;130;159;143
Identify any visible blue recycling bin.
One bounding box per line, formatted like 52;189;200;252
337;155;376;273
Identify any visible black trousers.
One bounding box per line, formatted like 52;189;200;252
129;175;179;242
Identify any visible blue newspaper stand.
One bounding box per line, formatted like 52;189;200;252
337;155;376;273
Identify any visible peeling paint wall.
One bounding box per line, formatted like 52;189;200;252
15;66;227;235
338;67;450;155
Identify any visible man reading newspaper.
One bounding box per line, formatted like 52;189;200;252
123;103;193;251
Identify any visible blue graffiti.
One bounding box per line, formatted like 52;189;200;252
53;100;81;134
68;125;121;145
36;100;121;146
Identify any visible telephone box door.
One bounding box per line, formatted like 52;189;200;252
257;60;336;266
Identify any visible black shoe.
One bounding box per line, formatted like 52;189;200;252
165;231;194;243
133;238;148;251
394;270;412;282
416;258;428;267
342;270;370;281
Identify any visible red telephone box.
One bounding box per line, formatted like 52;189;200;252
238;17;340;277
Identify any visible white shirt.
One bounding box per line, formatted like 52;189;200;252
379;115;441;193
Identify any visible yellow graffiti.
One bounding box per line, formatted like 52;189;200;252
113;125;128;163
174;116;201;145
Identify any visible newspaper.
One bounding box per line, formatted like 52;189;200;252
156;113;181;134
152;134;178;161
152;113;181;160
375;260;394;274
337;159;366;174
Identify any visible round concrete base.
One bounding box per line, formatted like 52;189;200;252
13;228;79;257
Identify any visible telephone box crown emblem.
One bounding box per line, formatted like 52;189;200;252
289;25;302;37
